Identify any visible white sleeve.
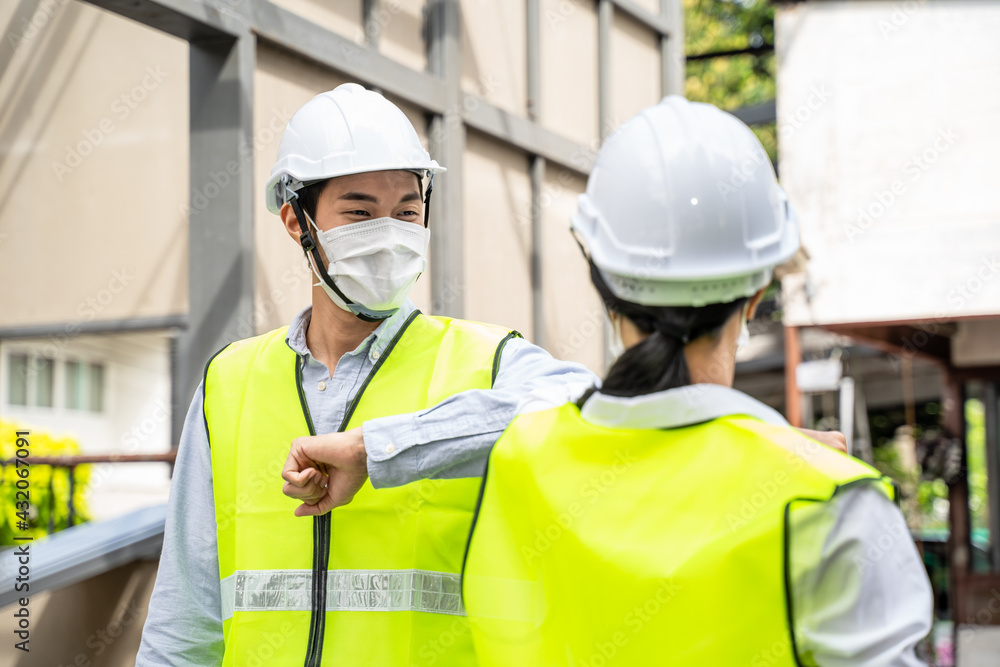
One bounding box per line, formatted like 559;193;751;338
795;484;932;667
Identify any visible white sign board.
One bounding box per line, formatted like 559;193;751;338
776;1;1000;327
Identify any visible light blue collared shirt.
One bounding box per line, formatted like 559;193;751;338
136;301;597;665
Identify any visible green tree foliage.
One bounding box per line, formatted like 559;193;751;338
684;0;777;162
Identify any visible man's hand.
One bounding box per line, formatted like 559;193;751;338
282;427;369;516
795;428;848;454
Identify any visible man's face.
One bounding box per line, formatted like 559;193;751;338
279;169;425;273
310;169;423;232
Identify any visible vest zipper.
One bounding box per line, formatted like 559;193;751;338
297;311;421;667
296;355;329;667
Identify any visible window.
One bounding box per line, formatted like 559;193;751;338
7;353;56;408
8;353;28;406
66;360;105;412
35;357;54;408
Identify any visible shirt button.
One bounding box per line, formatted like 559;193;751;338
317;381;327;391
371;348;381;361
385;443;396;454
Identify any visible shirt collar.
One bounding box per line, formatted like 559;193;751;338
284;299;417;361
580;384;789;430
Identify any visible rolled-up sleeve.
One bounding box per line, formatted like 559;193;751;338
136;381;225;666
363;337;597;488
795;484;933;666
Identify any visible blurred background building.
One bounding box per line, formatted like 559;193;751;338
0;0;998;665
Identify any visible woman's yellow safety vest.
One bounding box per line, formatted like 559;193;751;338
204;311;517;666
462;402;895;667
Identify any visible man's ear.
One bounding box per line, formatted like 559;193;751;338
746;286;769;320
280;203;303;246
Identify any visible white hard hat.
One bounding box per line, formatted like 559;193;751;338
571;95;799;307
265;83;445;214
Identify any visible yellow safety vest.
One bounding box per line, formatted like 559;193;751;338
204;310;517;666
463;402;895;666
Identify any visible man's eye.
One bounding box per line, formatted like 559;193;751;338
348;210;370;217
398;210;418;217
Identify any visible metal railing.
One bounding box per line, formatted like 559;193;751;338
0;452;176;531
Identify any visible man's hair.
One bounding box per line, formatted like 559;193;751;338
296;179;329;220
295;171;423;221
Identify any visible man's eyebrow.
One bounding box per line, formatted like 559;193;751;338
400;192;422;203
338;192;379;203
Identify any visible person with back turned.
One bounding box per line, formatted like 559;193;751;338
461;97;933;666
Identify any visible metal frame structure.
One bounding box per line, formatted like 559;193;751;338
59;0;685;442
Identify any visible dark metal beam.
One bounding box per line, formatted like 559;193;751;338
687;44;773;62
527;0;545;347
826;323;951;366
250;0;591;175
0;315;186;339
597;0;613;367
362;0;380;49
426;0;464;318
984;382;1000;571
249;0;448;115
172;33;255;445
81;0;245;41
944;372;971;623
598;0;612;142
610;0;672;36
463;100;594;175
730;99;777;126
784;325;803;427
660;0;685;97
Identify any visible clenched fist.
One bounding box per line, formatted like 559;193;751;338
282;427;369;516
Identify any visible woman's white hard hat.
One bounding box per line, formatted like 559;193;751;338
265;83;445;214
572;95;800;307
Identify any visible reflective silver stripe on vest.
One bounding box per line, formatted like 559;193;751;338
219;569;466;620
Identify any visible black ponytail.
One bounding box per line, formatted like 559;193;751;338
577;261;747;406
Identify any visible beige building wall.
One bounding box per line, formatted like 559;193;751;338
0;0;188;328
631;0;660;13
610;11;662;129
776;0;1000;327
2;0;676;360
271;0;363;40
462;0;527;116
462;131;534;335
380;0;429;72
541;165;605;371
540;0;599;147
252;46;346;335
0;560;157;667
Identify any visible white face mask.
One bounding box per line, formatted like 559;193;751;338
609;312;626;360
307;215;429;317
736;303;751;351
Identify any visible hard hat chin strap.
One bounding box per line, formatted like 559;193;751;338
423;173;434;228
412;171;434;228
287;192;386;323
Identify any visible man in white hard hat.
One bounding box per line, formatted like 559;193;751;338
136;83;595;666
